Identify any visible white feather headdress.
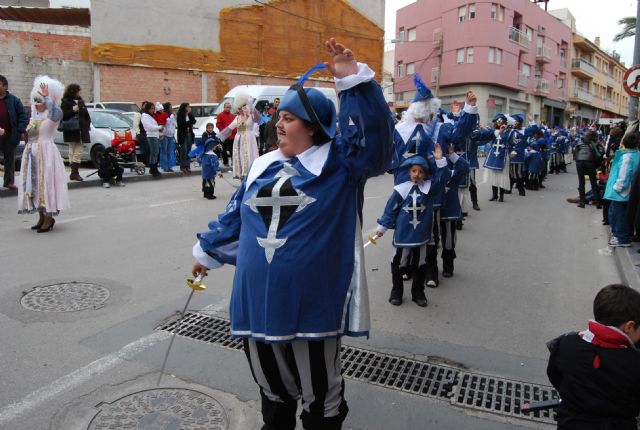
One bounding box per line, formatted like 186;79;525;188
30;75;64;118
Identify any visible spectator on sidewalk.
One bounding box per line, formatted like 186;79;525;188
573;131;602;209
60;83;91;182
134;101;149;164
177;102;196;174
0;74;28;190
215;101;236;167
160;102;177;172
141;102;163;177
98;146;125;188
604;130;640;247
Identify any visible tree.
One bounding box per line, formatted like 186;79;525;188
614;16;636;42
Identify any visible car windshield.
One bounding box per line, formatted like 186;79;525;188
103;103;140;112
212;98;234;116
91;111;132;129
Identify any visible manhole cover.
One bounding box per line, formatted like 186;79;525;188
88;388;228;430
21;283;110;312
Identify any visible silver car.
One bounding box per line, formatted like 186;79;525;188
54;108;136;167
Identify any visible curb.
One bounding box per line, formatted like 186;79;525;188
613;245;640;290
0;165;233;198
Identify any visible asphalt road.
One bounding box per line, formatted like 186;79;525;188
0;161;619;429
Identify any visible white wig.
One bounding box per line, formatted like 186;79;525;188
406;97;442;123
233;92;252;112
30;75;64;118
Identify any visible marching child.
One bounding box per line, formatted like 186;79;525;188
547;284;640;430
189;134;222;200
376;147;448;307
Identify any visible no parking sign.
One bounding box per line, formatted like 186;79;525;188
623;65;640;97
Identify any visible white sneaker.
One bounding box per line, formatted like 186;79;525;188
102;183;111;188
608;237;619;246
115;181;125;187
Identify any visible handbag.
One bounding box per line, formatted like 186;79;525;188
58;115;80;132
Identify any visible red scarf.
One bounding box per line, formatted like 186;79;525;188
580;320;633;368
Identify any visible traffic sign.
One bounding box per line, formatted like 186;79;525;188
623;65;640;97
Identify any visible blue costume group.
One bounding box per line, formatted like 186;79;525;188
192;57;393;430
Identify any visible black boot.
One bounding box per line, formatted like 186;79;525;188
425;244;439;288
151;164;162;177
470;183;480;210
489;186;499;202
455;220;463;230
498;188;505;202
389;262;404;306
517;178;526;196
411;265;428;307
578;186;586;208
442;258;454;278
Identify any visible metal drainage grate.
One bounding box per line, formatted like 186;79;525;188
21;282;110;312
158;312;558;425
88;388;228;430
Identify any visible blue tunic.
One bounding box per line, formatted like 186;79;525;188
473;127;512;170
195;76;393;343
440;153;470;220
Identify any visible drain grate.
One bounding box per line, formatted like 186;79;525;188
21;282;110;312
158;312;558;425
88;388;228;429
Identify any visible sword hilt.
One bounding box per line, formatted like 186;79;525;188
186;273;207;291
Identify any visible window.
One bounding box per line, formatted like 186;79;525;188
407;62;415;75
466;47;474;63
498;5;505;21
397;61;404;77
458;6;466;22
525;26;533;41
495;48;502;64
456;48;465;64
398;27;405;42
488;47;495;63
407;27;417;42
469;3;476;19
558;78;565;89
491;3;497;19
522;63;531;77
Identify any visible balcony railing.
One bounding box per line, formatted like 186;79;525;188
508;27;529;49
536;45;552;61
518;71;528;87
572;88;593;102
605;99;615;111
572;58;596;76
534;78;549;93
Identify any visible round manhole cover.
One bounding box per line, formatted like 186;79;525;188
21;283;110;312
88;388;229;430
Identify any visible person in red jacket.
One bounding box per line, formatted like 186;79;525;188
215;101;236;166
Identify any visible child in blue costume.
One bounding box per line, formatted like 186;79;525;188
189;134;222;199
471;114;512;202
190;39;393;430
376;152;448;307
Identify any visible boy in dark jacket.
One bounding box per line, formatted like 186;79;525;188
98;147;124;188
547;284;640;430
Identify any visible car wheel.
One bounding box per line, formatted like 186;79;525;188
90;145;106;168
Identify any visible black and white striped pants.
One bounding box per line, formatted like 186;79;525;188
243;337;349;430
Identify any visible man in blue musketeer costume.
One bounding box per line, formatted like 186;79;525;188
508;113;538;196
190;39;393;430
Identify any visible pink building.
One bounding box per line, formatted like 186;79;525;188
394;0;572;126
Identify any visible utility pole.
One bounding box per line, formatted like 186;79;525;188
629;0;640;121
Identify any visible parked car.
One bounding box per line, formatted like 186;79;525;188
172;103;218;129
85;101;140;113
54;108;136;167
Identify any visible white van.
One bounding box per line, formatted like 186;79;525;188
194;85;339;142
172;103;218;129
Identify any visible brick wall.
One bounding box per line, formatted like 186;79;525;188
0;22;92;104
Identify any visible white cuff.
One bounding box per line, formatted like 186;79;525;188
463;103;478;115
448;153;460;164
435;158;448;168
334;62;376;92
376;224;388;234
193;242;223;269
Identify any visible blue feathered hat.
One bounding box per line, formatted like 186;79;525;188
278;63;336;143
400;155;430;172
511;113;525;124
492;113;507;124
412;73;434;103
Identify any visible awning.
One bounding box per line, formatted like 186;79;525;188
0;6;90;27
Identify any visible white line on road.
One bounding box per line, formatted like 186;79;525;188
0;300;225;426
56;215;97;224
148;198;196;208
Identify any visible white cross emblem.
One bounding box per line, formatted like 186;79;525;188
404;130;422;157
492;136;505;155
403;189;426;229
245;162;316;263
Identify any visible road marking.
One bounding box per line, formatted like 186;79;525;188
56;215;96;224
0;300;225;426
148;198;196;208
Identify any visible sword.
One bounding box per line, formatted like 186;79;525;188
363;233;382;248
156;273;207;386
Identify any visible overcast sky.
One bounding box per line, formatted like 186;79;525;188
385;0;637;65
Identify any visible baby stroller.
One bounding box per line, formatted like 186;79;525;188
111;130;146;175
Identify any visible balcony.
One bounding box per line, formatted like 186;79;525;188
608;74;617;87
605;98;615;112
571;88;593;103
534;78;549;94
508;27;529;50
572;58;596;79
536;45;552;63
518;71;528;87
